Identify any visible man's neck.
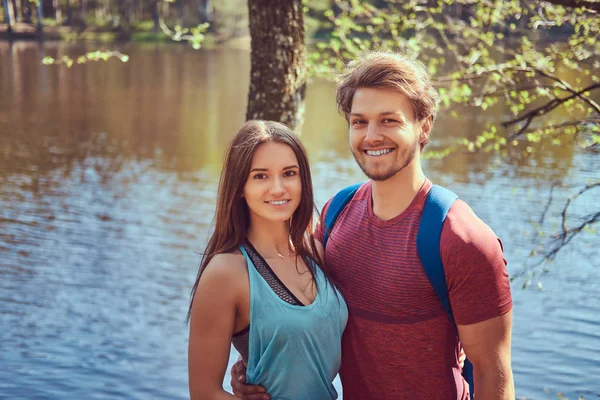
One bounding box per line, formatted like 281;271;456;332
371;162;426;221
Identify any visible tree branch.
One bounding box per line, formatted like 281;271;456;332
533;67;600;114
546;212;600;259
483;84;561;97
502;82;600;128
539;0;600;13
435;66;535;84
509;118;600;140
545;181;600;259
539;182;560;225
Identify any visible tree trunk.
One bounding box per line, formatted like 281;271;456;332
197;0;214;24
65;0;72;25
79;0;85;28
36;0;43;32
3;0;13;30
152;0;159;34
53;0;61;24
176;0;183;22
117;0;130;30
22;0;32;23
10;0;19;21
246;0;307;130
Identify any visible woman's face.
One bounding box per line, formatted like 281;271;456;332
243;141;302;224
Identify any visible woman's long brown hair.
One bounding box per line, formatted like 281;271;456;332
186;120;332;323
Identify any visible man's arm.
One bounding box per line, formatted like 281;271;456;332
441;200;514;399
458;311;514;400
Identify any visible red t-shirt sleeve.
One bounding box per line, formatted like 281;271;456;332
440;199;513;326
314;199;333;244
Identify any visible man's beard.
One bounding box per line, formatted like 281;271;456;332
353;141;418;181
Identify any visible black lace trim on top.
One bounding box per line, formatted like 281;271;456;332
242;240;305;306
232;243;306;362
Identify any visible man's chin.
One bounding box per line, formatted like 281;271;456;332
367;173;398;181
360;166;399;182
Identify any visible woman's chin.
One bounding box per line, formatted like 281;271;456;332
264;213;294;223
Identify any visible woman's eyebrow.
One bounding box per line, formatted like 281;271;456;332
250;165;298;172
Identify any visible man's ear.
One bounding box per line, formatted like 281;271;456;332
419;116;433;144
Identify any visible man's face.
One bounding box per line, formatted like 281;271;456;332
348;87;431;181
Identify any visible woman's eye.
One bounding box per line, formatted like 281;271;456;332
382;118;397;123
253;173;267;179
284;170;297;177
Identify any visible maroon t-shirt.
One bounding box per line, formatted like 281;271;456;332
316;179;512;400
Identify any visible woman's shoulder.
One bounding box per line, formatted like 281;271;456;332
204;251;248;277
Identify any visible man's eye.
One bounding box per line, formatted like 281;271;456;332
382;118;397;123
352;120;366;125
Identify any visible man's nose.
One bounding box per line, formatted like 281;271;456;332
364;123;384;143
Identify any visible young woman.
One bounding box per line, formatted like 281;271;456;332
187;120;348;400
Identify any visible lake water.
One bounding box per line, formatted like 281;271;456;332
1;41;599;399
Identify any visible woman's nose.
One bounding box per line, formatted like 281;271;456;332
269;177;285;195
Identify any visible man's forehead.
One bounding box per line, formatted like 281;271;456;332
350;89;414;119
351;87;412;110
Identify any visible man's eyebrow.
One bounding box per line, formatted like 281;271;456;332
349;111;403;117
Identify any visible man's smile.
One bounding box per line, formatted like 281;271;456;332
364;148;395;157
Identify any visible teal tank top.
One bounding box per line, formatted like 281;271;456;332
239;246;348;400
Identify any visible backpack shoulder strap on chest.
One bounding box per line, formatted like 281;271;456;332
417;184;475;399
416;184;459;321
323;182;365;248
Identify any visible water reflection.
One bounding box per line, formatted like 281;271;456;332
0;41;599;400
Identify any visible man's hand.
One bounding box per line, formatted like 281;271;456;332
230;359;269;400
458;346;466;369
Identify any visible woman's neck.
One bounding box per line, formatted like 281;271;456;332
246;217;293;259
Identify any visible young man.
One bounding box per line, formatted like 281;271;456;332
230;52;514;399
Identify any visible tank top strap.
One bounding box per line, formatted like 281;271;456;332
239;245;261;288
240;244;281;302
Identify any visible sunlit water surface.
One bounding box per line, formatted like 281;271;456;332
1;42;599;399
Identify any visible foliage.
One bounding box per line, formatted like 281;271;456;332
308;0;599;157
158;21;209;50
42;50;129;67
307;0;600;261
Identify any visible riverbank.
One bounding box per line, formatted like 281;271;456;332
0;22;250;50
0;22;64;40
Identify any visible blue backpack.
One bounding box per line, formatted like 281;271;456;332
323;182;475;399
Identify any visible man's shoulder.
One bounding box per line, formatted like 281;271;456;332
444;199;495;239
440;198;504;262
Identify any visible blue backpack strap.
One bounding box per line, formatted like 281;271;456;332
417;185;474;399
416;185;458;319
323;182;364;247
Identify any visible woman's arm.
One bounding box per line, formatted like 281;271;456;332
188;254;241;400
